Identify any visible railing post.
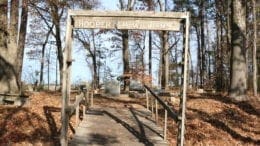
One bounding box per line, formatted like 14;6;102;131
86;91;89;106
164;107;168;140
151;97;154;118
83;105;86;120
146;89;149;110
155;99;158;123
75;95;79;127
91;90;94;107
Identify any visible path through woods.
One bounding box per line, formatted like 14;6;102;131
0;91;259;145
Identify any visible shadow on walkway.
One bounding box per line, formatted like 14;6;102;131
103;110;154;146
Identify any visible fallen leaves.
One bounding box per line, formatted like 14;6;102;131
0;91;259;145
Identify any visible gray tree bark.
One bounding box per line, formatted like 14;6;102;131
119;0;135;91
229;0;248;100
161;31;169;90
158;0;169;90
0;0;28;94
252;0;258;96
200;0;206;87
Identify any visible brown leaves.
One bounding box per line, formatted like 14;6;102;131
0;91;63;145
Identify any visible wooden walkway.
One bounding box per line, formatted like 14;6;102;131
69;105;168;146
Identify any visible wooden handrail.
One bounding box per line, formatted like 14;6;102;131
0;93;29;97
66;92;84;116
144;84;179;123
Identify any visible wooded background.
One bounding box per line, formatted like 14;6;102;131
0;0;259;100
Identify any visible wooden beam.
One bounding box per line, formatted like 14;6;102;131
61;13;73;146
69;10;188;31
177;13;190;146
69;10;188;19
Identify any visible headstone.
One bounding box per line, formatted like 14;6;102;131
129;91;141;98
0;96;3;105
14;97;22;106
104;80;120;96
129;80;145;92
197;88;204;93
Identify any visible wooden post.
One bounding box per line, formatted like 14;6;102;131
151;97;154;118
75;95;79;127
83;105;86;119
61;11;73;146
91;91;93;107
146;89;149;110
155;99;158;123
177;12;190;146
164;108;168;140
86;91;89;107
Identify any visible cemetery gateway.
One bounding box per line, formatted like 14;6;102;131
61;10;190;146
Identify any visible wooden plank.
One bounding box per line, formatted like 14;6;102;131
69;10;188;19
69;107;168;146
73;16;181;31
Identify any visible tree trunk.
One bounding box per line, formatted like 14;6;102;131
161;31;169;90
215;7;223;91
226;0;232;90
229;0;247;100
148;31;152;80
92;31;98;89
252;0;258;96
17;0;28;91
147;0;153;82
257;1;260;92
195;25;202;87
200;0;206;88
40;27;53;86
119;0;134;92
0;0;27;94
48;0;64;88
122;30;130;91
158;0;169;90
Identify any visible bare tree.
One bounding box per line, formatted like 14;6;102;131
75;30;104;89
28;0;100;89
119;0;135;91
143;0;155;80
157;0;169;90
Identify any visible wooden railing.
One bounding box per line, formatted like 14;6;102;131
144;84;180;140
67;88;94;128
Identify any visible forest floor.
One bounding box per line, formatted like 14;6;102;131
0;91;259;146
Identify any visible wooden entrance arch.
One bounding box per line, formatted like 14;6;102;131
61;10;190;146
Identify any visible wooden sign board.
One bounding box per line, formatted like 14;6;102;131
70;10;186;31
73;17;181;31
